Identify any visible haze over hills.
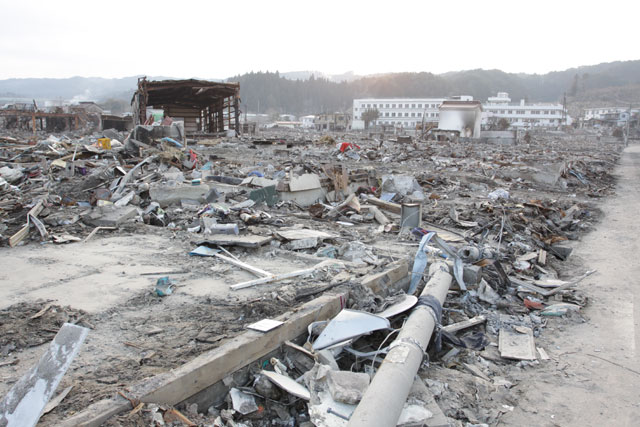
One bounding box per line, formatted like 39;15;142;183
1;60;638;116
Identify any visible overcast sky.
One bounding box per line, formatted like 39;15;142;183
1;0;638;80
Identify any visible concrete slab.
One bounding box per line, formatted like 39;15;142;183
150;184;210;207
81;206;138;228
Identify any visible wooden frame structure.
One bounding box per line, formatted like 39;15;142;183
0;110;80;134
132;77;240;136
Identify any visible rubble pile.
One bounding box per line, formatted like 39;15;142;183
0;126;623;426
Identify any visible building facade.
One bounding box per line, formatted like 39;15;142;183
352;96;473;130
583;107;639;127
314;113;351;131
482;92;567;128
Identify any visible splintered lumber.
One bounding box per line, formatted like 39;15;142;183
442;315;487;334
326;193;356;218
9;200;45;247
213;253;272;277
509;270;595;297
0;324;88;427
364;196;401;214
58;292;347;427
9;224;29;247
83;226;117;243
111;155;156;200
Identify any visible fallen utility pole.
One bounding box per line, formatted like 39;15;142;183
347;261;452;427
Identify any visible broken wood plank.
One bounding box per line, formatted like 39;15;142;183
537;249;547;265
9;224;29;247
537;347;550;361
462;363;491;382
111;155;156;201
364;196;401;214
362;205;389;225
42;386;73;415
442;315;486;334
198;234;272;248
30;303;53;320
0;323;89;427
83;226;117;243
213;253;272;278
231;261;338;290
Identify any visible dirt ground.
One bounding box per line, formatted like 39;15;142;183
0;227;326;425
495;144;640;426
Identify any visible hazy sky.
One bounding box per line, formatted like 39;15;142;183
1;0;638;79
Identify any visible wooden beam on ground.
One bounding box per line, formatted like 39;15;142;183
360;259;408;295
364;196;402;214
442;315;486;334
231;260;340;290
213;253;272;277
58;292;348;427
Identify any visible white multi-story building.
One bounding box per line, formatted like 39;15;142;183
482;92;568;128
352;96;473;130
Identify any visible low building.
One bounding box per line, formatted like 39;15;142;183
300;115;316;128
352;96;473;130
583;107;639;127
438;101;483;138
482;92;567;128
314;113;351;131
131;77;240;136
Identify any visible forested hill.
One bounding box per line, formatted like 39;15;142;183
230;60;640;115
1;60;638;115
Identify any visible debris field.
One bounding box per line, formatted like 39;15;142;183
0;126;624;426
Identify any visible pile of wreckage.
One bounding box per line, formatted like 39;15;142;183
0;126;623;426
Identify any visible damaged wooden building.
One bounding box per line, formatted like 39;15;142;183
131;77;241;136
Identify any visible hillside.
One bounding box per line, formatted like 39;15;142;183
1;60;638;115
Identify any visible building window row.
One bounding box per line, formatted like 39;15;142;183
361;103;439;109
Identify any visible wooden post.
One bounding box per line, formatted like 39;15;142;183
32;113;36;136
234;94;240;135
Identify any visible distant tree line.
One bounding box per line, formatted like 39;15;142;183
228;61;640;116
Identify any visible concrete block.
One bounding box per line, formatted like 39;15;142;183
326;370;370;405
82;206;138;228
150;184;210;207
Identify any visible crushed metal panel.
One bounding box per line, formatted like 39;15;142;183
312;309;390;350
